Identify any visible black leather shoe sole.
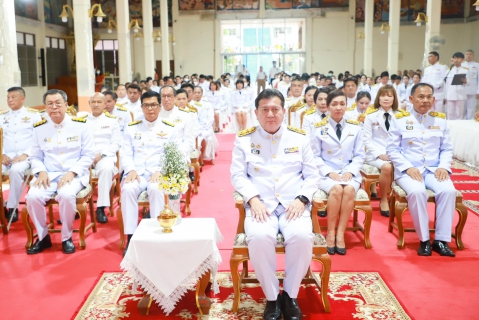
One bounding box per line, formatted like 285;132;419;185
62;239;76;254
371;193;378;198
317;210;327;217
380;210;390;217
432;242;455;257
335;246;346;255
96;213;108;224
327;247;335;255
27;236;53;254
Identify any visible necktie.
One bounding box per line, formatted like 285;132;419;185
336;123;342;140
385;113;390;131
321;113;326;119
239;91;241;95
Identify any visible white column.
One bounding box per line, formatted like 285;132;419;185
0;0;21;109
116;0;132;84
160;0;170;77
364;0;374;76
72;0;95;111
423;0;442;67
387;0;401;74
142;0;155;79
259;0;266;19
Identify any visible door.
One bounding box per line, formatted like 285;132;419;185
156;60;175;78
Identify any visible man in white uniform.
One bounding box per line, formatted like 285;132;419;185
343;77;358;109
231;89;320;319
269;61;281;86
120;91;180;255
370;71;389;103
444;52;470;120
462;50;479;119
26;89;94;254
116;84;129;104
87;93;121;223
284;76;304;126
1;87;42;223
422;51;448;113
387;83;456;257
125;84;142;119
103;91;132;134
191;86;216;162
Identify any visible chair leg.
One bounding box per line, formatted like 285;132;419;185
230;256;246;313
185;184;192;216
455;202;468;250
388;197;395;233
109;181;115;217
242;260;249;278
358;206;373;249
313;254;331;313
191;160;200;194
89;195;97;233
363;178;372;199
22;207;33;249
117;206;125;249
395;202;408;249
77;203;87;249
0;204;7;235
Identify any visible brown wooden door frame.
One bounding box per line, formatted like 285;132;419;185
156;60;175;78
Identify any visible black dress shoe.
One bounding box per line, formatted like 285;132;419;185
57;212;80;225
62;238;76;254
189;171;195;182
27;234;52;254
432;240;455;257
327;247;335;255
317;210;327;217
371;193;378;198
417;240;432;256
96;207;108;224
263;293;282;320
380;210;390;217
281;291;302;320
6;208;18;223
335;246;347;255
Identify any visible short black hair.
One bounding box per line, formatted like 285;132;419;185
176;88;188;97
180;83;195;91
343;77;358;86
7;87;25;97
146;77;152;82
235;79;244;88
380;71;389;78
429;51;439;59
356;91;371;102
326;89;346;106
140;90;161;104
410;83;434;96
254;88;285;109
103;91;117;100
140;80;146;84
313;87;332;102
452;52;465;59
128;84;141;93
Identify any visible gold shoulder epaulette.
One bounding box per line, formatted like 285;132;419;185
238;126;256;137
395;111;410;119
116;102;126;106
287;125;306;135
72;117;87;123
305;108;316;116
314;119;328;128
78;114;88;119
296;102;307;111
105;112;116;119
162;119;175;127
128;120;142;126
33;117;47;127
366;106;378;115
116;106;127;112
463;67;469;70
178;107;189;113
194;102;203;107
27;107;39;113
0;110;9;115
286;97;292;101
429;111;446;119
346;119;360;126
39;109;46;113
346;103;356;111
202;97;208;102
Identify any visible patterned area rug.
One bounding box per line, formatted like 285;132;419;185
73;271;410;320
452;160;479;216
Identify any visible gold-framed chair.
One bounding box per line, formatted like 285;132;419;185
190;147;201;194
299;106;315;129
287;101;306;126
21;180;96;250
360;164;380;200
230;191;331;313
313;188;373;249
90;151;121;217
388;181;468;250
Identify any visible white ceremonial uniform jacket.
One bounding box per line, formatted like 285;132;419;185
310;117;365;181
87;113;121;158
284;95;303;125
386;109;452;179
358;83;371;93
191;100;214;136
397;83;410;103
230;125;319;214
205;90;226;112
344;104;366;123
422;62;448;100
302;109;329;135
126;99;142;119
363;107;398;162
116;96;129;104
159;106;196;154
30;116;95;186
444;65;470;101
462;60;479;95
232;89;251;110
121;118;180;176
110;104;132;133
0;106;42;157
277;82;290;99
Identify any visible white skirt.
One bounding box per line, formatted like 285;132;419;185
320;176;361;194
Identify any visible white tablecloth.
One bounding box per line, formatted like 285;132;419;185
448;120;479;167
120;218;223;315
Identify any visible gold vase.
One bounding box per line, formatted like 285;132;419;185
157;195;177;233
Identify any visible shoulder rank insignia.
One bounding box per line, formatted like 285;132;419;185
346;103;356;111
0;110;9;115
429;111;446;119
162;119;175;127
33;117;47;127
346;119;360;126
27;107;39;113
178;107;189;113
287;125;306;135
463;67;469;70
128;120;142;126
314;118;328;128
395;110;411;119
305;108;316;116
238;126;257;137
366;106;378;115
39;109;46;113
78;114;88;119
286;97;292;101
116;106;127;112
72;117;87;123
105;112;116;119
194;102;203;107
116;102;127;107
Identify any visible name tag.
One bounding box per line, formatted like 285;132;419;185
284;147;299;154
429;126;440;130
406;126;413;130
101;126;110;129
67;136;78;142
251;149;260;154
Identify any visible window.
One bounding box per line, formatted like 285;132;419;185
45;37;68;86
95;40;119;76
17;32;37;87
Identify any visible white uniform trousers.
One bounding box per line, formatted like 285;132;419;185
446;100;465;120
26;176;84;241
3;160;30;209
396;171;456;242
94;157;117;207
464;95;477;120
433;99;444;113
120;172;165;234
245;204;314;300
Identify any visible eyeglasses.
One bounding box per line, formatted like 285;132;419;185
160;94;174;100
141;103;160;109
46;102;64;109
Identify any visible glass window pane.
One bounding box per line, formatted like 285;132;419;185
45;37;50;48
26;34;34;46
114;40;119;50
103;40;114;50
59;39;65;49
51;38;58;48
17;32;24;45
95;40;103;50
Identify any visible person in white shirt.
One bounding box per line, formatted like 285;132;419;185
205;81;225;133
232;79;250;131
191;86;217;163
397;75;411;109
256;66;267;95
277;74;291;104
125;84;142;119
116;84;129;104
269;61;281;85
198;75;210;93
444;52;470;120
371;71;390;103
343;77;358;109
301;87;331;135
284;76;304;125
422;51;448;113
345;91;371;123
151;80;160;93
358;75;371;92
462;50;479;120
103;91;133;134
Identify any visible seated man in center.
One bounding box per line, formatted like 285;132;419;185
231;89;320;320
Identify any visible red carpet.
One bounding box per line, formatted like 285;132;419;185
450;160;479;216
1;133;479;319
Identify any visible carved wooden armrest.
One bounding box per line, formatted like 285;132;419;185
233;191;244;205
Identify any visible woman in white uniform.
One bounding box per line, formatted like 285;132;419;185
232;79;250;131
206;80;224;132
345;91;371;123
397;75;411;109
311;90;365;255
301;87;331;135
363;85;399;217
292;85;317;128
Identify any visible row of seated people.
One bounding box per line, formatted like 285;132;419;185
230;85;459;319
0;86;210;255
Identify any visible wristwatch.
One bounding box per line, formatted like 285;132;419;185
101;154;107;158
295;195;309;205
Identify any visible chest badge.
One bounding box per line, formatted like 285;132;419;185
428;126;440;130
134;133;142;140
21;117;31;123
406;120;414;125
406;126;413;130
251;149;260;154
67;136;78;142
284;146;299;154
